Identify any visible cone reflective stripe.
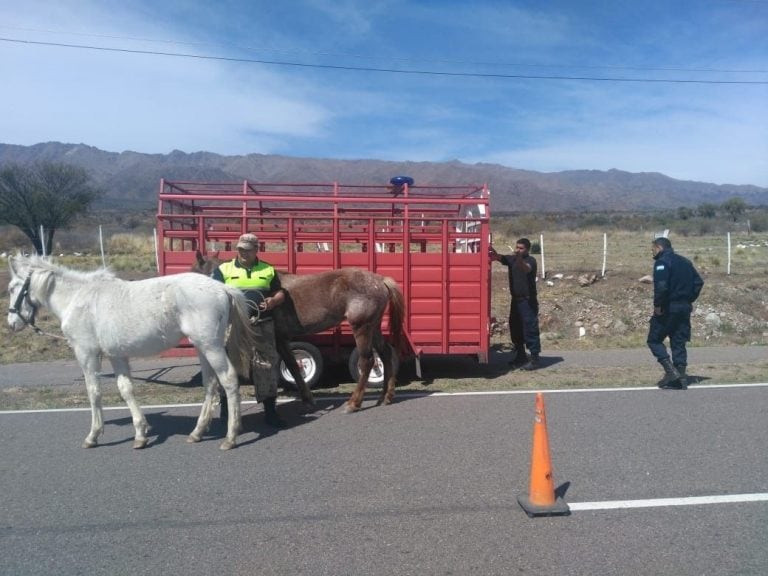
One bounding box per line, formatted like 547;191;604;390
518;392;570;517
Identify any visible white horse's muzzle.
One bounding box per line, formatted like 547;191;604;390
7;311;27;332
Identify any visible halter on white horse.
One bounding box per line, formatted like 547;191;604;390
7;254;256;450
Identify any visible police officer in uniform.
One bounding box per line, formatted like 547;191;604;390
647;236;704;390
213;233;287;426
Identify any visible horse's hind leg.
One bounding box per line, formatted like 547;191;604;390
188;354;220;444
193;348;241;450
75;350;104;448
110;357;149;449
344;334;375;414
374;340;397;407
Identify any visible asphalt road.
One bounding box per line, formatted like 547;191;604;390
1;381;766;575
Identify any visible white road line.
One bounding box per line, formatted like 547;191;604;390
2;382;768;415
570;493;768;511
426;382;768;396
0;400;264;415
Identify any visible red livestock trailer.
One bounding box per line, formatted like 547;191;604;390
156;178;492;386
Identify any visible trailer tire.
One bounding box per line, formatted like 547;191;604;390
275;341;324;390
348;344;399;388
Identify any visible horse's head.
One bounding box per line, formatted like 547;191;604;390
191;250;222;276
7;254;37;332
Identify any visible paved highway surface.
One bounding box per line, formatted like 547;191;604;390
0;364;766;575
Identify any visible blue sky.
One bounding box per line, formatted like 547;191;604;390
1;0;766;186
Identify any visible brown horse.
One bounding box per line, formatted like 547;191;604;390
193;251;406;412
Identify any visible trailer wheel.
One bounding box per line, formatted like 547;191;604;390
275;342;324;390
348;344;399;388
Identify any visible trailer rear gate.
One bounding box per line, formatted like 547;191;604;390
157;179;492;377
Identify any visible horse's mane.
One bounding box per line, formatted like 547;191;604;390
20;254;116;280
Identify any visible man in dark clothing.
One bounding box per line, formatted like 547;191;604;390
490;238;542;370
647;237;704;390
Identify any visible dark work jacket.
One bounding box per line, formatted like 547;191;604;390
653;248;704;314
500;254;538;300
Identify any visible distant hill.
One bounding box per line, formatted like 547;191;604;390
2;141;766;212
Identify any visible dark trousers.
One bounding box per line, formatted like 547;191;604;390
647;312;691;367
509;299;541;356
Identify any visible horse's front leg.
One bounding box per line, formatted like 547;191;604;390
276;337;315;408
75;350;104;448
110;357;149;449
344;348;374;413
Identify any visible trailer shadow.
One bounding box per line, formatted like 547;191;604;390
306;344;565;392
398;347;565;386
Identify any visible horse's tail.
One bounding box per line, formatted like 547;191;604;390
383;276;406;355
223;286;256;378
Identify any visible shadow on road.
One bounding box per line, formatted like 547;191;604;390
105;397;325;448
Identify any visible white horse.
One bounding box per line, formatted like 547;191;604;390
6;254;257;450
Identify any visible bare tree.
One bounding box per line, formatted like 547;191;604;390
0;162;101;254
721;197;747;222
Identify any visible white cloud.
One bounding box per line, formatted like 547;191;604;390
0;0;335;154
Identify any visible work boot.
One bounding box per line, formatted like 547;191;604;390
521;354;541;371
508;348;528;368
263;396;287;428
674;365;689;390
658;359;682;389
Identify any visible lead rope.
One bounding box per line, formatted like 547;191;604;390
29;324;68;341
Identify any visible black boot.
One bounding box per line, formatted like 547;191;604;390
508;348;528;367
263;396;287;428
658;359;682;389
521;354;541;371
675;365;689;390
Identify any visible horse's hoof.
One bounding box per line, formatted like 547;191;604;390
187;433;202;443
300;399;318;412
342;403;360;414
133;438;148;449
82;439;97;449
219;439;236;451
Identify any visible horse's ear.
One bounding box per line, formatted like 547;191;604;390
8;254;19;278
195;249;205;266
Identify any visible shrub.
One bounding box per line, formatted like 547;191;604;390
106;233;154;256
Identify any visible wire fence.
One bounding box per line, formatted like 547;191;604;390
492;231;768;278
5;227;768;279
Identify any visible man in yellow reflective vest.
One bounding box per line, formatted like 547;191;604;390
212;233;287;427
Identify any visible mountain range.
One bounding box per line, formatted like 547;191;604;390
1;142;766;212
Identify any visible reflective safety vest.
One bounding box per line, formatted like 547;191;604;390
217;259;276;291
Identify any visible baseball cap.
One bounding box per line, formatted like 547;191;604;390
236;233;259;250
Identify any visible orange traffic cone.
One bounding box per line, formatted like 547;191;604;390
517;392;570;517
